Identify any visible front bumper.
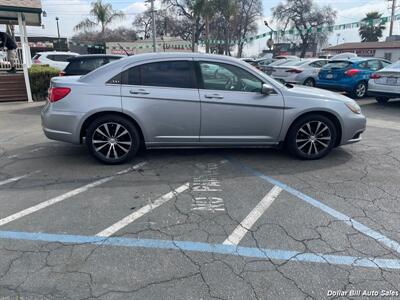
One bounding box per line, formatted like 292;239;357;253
41;102;83;144
340;113;366;146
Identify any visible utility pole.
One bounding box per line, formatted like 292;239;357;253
388;0;397;37
148;0;157;52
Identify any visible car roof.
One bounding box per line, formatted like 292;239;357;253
67;54;124;60
37;51;79;56
80;52;253;83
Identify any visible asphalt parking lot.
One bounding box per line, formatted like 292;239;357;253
1;98;400;299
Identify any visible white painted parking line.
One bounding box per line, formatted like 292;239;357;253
0;171;40;187
96;183;190;237
223;186;283;246
367;118;400;131
0;162;146;227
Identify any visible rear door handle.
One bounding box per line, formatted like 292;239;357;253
130;89;150;95
204;93;224;99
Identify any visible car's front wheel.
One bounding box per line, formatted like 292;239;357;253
351;81;367;99
286;114;337;160
86;115;140;164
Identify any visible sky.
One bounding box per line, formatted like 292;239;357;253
3;0;399;56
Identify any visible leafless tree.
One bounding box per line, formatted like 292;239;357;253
272;0;336;57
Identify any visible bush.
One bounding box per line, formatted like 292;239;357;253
28;65;59;101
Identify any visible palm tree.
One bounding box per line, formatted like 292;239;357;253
74;0;124;36
359;12;386;42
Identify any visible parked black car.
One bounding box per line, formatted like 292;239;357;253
60;54;124;76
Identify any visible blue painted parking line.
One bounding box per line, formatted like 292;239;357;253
227;157;400;255
0;230;400;269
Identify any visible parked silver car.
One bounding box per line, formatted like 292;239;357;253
41;53;366;164
368;60;400;103
262;58;300;75
271;59;329;87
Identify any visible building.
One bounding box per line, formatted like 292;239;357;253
0;0;42;102
322;41;400;62
15;36;68;56
106;37;194;55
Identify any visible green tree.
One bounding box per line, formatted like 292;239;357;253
359;12;386;42
74;0;124;36
272;0;336;58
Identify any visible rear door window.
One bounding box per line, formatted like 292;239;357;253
141;61;196;88
108;61;196;88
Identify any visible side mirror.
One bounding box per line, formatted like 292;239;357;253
261;83;275;95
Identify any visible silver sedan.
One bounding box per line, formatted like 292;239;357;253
271;58;329;87
41;53;366;164
368;60;400;103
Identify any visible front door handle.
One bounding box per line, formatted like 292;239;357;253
130;89;150;95
204;93;224;99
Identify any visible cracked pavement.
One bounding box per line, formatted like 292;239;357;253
0;99;400;299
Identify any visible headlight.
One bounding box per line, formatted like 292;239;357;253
345;102;361;114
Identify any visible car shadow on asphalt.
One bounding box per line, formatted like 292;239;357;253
2;141;353;179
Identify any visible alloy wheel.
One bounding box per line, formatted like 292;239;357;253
304;78;315;87
356;83;366;98
91;122;133;161
296;121;332;156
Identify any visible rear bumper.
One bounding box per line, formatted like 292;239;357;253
368;91;400;98
368;81;400;98
41;103;83;144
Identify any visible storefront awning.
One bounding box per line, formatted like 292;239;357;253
0;0;42;26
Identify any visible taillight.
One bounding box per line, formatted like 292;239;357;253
370;73;381;79
33;59;40;64
344;69;360;77
286;69;303;73
59;71;65;76
48;87;71;102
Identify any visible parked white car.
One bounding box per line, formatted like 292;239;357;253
368;60;400;103
32;51;80;70
271;59;329;87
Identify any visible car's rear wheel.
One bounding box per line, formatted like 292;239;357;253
286;114;337;160
375;97;389;104
303;78;315;87
86;115;140;164
351;81;367;99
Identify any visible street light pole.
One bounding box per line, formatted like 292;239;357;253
55;17;60;51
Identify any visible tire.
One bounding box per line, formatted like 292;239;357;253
375;97;389;104
303;78;315;87
286;114;337;160
86;115;140;164
351;81;367;99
